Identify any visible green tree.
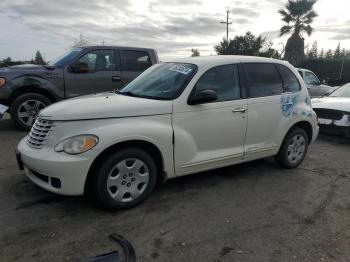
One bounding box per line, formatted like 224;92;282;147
191;48;200;57
325;49;333;59
308;41;318;60
34;50;46;65
333;42;341;58
3;57;12;65
215;31;275;57
279;0;318;66
319;48;324;59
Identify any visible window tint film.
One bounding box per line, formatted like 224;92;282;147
277;65;301;92
245;63;283;98
120;50;152;71
195;64;240;102
304;72;319;85
76;50;115;72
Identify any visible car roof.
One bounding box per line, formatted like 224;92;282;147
168;55;291;68
80;45;156;51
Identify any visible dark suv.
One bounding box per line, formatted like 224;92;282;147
0;46;159;130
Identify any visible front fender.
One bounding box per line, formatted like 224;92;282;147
50;115;175;178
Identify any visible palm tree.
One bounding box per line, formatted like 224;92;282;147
279;0;318;66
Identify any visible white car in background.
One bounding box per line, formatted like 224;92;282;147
16;56;319;209
312;83;350;138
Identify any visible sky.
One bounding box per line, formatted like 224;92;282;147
0;0;349;62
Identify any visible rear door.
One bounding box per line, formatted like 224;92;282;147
242;63;285;161
118;50;153;89
64;49;123;98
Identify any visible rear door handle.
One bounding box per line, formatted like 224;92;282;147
232;108;246;113
112;76;121;82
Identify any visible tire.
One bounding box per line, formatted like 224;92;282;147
94;148;157;210
275;127;309;169
10;93;51;131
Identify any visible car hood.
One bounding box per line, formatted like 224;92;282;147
312;97;350;112
39;93;173;121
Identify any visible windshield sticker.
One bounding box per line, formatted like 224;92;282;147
169;64;193;75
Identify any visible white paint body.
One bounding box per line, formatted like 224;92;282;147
17;56;319;195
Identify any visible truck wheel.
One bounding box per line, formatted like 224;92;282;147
94;148;157;210
10;93;51;131
275;127;309;169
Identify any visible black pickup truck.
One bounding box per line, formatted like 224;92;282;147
0;46;159;130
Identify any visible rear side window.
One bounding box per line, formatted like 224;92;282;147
120;50;152;71
277;65;301;92
244;63;283;98
195;64;240;102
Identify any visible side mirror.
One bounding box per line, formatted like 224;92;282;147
188;89;217;105
70;62;89;73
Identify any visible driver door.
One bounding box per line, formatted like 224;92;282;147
173;64;248;176
64;49;123;98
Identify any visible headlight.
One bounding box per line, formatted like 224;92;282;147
54;135;98;154
0;77;6;87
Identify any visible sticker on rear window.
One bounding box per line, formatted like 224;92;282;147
169;64;193;75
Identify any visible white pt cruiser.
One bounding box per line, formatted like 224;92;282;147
16;56;319;209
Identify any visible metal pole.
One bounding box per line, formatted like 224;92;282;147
220;9;232;41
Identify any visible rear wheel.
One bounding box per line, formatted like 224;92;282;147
94;148;157;209
275;127;309;169
10;93;51;131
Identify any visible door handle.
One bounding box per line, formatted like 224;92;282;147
112;76;121;82
232;108;246;113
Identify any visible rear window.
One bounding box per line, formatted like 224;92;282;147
120;50;152;71
277;65;301;93
244;63;283;98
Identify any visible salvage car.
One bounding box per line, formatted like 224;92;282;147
0;46;158;130
297;68;336;97
16;56;319;209
312;83;350;138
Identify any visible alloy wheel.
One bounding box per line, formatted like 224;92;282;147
17;100;46;127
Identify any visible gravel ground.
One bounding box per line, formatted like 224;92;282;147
0;113;349;262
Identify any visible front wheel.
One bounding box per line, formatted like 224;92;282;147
94;148;157;209
275;127;309;169
10;93;51;131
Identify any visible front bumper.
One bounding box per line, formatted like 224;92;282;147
318;116;350;138
17;136;95;195
319;124;350;138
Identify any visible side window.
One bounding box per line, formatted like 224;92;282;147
244;63;283;98
277;65;301;92
120;50;152;71
76;50;115;72
194;64;240;102
304;72;319;85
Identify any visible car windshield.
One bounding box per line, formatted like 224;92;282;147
118;62;197;100
329;83;350;98
49;48;82;66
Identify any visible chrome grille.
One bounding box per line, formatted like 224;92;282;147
27;118;54;148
